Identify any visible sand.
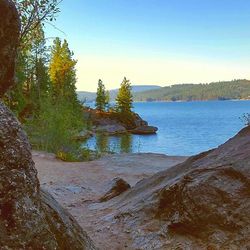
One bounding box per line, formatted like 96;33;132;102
33;151;187;250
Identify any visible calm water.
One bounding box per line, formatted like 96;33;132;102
85;101;250;156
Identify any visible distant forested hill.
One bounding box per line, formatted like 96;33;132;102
133;80;250;102
77;85;161;102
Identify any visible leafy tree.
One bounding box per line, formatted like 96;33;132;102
95;79;109;111
116;77;133;114
13;0;61;48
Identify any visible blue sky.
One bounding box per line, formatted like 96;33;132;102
45;0;250;91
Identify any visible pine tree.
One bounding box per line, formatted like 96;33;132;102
95;79;109;111
49;38;78;103
4;24;49;117
105;90;110;111
30;26;51;106
116;77;133;114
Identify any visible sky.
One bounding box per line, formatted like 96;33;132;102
45;0;250;92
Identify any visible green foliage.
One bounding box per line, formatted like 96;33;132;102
6;1;93;162
49;38;78;103
4;24;50;119
6;0;59;117
133;79;250;102
13;0;60;47
95;79;109;111
24;35;87;159
105;90;110;110
116;77;133;114
56;147;96;162
27;95;84;153
4;83;26;118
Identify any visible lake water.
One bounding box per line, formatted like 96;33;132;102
85;100;250;156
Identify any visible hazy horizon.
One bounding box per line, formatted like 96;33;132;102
45;0;250;92
77;79;249;92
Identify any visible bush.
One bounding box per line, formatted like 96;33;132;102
56;147;99;162
26;95;85;155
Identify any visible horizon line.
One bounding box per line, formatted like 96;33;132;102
76;78;249;92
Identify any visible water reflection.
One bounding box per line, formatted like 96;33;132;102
120;134;132;153
96;134;109;152
84;101;250;156
87;133;133;154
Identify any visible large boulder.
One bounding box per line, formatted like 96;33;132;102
0;0;19;96
101;126;250;249
0;99;97;249
0;1;97;249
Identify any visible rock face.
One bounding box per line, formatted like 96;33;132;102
101;126;250;249
99;177;131;202
0;100;97;249
95;124;127;135
130;114;158;135
132;113;148;127
0;1;97;249
84;108;127;134
131;125;158;135
0;0;20;96
83;107;158;135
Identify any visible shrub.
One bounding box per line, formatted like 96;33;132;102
26;95;84;155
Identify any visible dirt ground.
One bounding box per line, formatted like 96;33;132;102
33;151;187;250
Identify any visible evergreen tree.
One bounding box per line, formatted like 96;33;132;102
7;1;88;159
116;77;133;114
95;79;109;111
29;26;51;110
49;38;78;103
7;0;60;117
4;24;49;118
105;90;110;111
28;37;85;155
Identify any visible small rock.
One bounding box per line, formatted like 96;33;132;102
131;125;158;135
99;177;131;202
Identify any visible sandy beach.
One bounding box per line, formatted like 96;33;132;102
34;151;187;250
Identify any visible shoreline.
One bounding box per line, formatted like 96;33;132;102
85;99;250;106
132;98;250;103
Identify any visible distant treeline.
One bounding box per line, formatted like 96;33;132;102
133;80;250;102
